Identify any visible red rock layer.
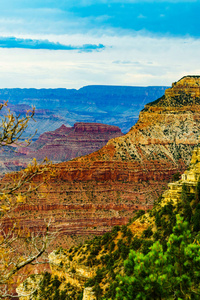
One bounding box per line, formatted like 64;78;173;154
4;76;200;246
19;122;123;162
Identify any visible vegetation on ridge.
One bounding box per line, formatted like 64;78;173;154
116;214;200;299
19;172;200;299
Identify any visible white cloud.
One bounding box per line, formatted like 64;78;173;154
0;33;199;88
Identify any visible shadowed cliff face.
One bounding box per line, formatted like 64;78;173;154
4;76;200;246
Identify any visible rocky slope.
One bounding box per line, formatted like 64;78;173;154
4;76;200;247
19;123;123;162
17;139;200;300
48;141;200;299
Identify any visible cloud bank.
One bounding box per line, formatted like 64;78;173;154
0;36;105;51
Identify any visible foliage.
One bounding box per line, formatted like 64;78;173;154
0;101;36;147
115;215;200;300
20;272;83;300
0;102;54;298
172;172;181;182
82;179;200;299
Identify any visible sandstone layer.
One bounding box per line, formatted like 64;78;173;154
5;76;200;246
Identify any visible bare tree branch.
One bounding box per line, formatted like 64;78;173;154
0;102;56;298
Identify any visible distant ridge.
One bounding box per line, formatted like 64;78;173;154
0;85;168;136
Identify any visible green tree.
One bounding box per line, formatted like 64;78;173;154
115;215;200;300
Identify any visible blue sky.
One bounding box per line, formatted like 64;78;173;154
0;0;199;88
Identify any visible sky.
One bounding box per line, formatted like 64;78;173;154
0;0;199;88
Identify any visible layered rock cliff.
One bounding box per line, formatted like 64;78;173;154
17;137;200;300
0;122;123;174
75;75;200;166
4;76;200;247
19;123;123;162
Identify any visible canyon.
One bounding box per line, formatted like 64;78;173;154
19;122;123;162
3;76;200;249
17;132;200;300
0;85;168;138
0;122;123;174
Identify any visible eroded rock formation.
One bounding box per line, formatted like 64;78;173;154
17;131;200;300
0;122;123;174
20;122;123;162
4;76;200;247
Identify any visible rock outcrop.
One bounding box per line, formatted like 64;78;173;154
162;143;200;203
0;122;123;174
19;123;123;162
5;76;200;247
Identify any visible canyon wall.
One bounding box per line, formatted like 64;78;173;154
0;85;168;136
20;122;123;162
17;115;200;300
4;76;200;247
0;122;123;174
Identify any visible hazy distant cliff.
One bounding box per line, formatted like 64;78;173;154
0;85;168;137
0;122;123;174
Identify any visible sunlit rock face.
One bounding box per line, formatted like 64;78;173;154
60;75;200;182
162;143;200;204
